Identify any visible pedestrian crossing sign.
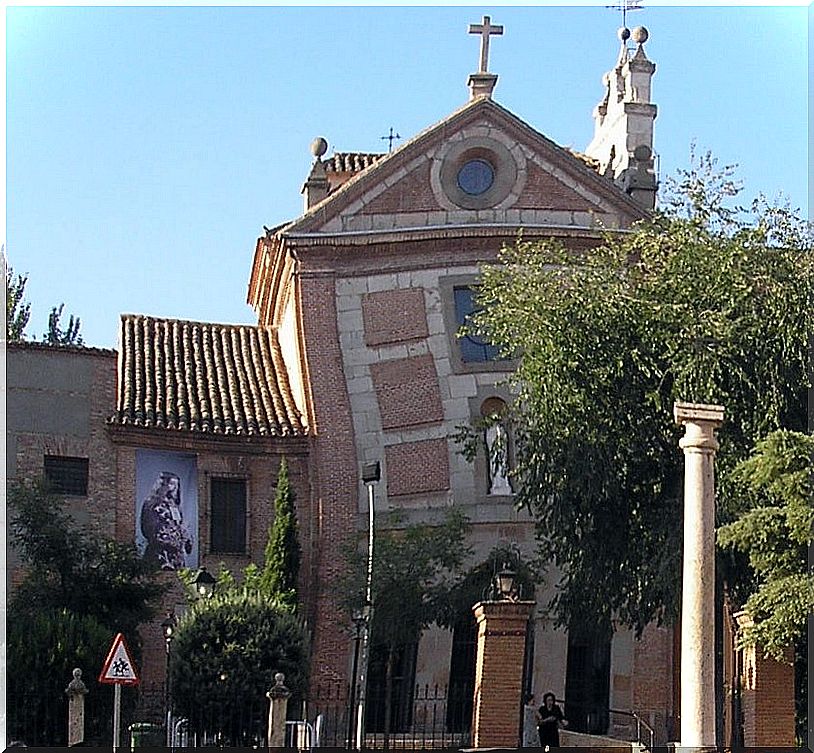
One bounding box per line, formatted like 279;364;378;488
99;632;140;685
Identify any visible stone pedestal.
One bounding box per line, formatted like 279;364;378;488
65;668;89;747
674;401;724;750
468;73;498;100
471;599;535;749
267;672;291;749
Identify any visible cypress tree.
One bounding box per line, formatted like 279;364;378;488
260;458;301;603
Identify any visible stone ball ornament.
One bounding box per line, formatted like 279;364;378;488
617;26;631;43
310;137;328;158
631;26;649;44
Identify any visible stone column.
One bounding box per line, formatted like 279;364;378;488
65;668;89;747
267;672;291;749
674;401;724;749
471;599;535;749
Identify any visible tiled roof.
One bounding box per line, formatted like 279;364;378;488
111;314;305;437
324;152;384;174
7;340;117;357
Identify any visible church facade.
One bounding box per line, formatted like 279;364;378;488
243;20;669;742
17;20;793;747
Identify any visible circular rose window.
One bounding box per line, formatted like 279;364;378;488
457;159;495;196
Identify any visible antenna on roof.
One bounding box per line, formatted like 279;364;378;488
606;0;643;30
380;127;401;153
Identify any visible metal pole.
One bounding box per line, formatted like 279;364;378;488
355;480;376;750
347;624;362;749
113;683;121;753
165;642;173;749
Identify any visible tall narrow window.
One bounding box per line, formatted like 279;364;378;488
210;478;247;554
43;455;89;496
453;287;502;363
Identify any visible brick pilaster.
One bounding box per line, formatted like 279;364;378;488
471;600;534;749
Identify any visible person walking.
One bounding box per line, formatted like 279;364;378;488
536;692;567;749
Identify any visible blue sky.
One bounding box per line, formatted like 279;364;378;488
6;3;810;349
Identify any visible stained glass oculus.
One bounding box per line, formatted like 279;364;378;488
457;159;495;196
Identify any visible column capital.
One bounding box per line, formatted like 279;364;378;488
674;401;724;426
675;402;724;452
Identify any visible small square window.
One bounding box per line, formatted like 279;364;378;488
453;287;502;363
43;455;89;496
210;478;247;554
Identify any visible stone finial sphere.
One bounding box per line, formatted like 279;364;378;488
617;26;631;42
310;137;328;158
73;668;82;679
274;672;285;684
633;144;652;161
631;26;649;44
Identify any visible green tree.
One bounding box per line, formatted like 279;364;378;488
9;480;166;649
43;302;83;346
466;152;810;635
258;458;301;603
180;460;302;606
6;265;31;341
7;609;111;745
718;430;813;657
341;508;471;737
169;591;309;744
4;263;84;345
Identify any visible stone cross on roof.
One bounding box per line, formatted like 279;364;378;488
468;15;503;73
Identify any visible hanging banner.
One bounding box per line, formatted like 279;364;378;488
135;450;198;570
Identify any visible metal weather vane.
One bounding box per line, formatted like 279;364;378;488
606;0;643;29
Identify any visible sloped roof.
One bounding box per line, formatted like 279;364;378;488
111;314;305;437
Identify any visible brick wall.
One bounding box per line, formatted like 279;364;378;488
371;354;443;430
630;622;674;744
514;160;597;211
362;288;429;346
113;438;310;690
297;268;361;685
9;343;312;694
385;439;450;497
358;162;438;214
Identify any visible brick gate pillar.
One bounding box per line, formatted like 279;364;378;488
735;612;796;746
471;600;535;749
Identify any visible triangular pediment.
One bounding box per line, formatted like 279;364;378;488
284;97;648;237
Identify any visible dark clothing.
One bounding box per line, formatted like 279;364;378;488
537;702;564;747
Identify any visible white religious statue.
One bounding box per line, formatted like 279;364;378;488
485;422;512;495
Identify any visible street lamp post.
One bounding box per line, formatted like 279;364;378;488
355;461;380;750
346;609;368;749
161;611;178;749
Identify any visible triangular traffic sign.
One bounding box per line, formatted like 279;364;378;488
99;632;140;685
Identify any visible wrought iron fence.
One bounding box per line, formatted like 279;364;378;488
8;678;470;749
7;680;164;747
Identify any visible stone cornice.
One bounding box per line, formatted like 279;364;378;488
282;222;631;248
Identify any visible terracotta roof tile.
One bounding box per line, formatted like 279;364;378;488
324;152;384;174
111;314;305;437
